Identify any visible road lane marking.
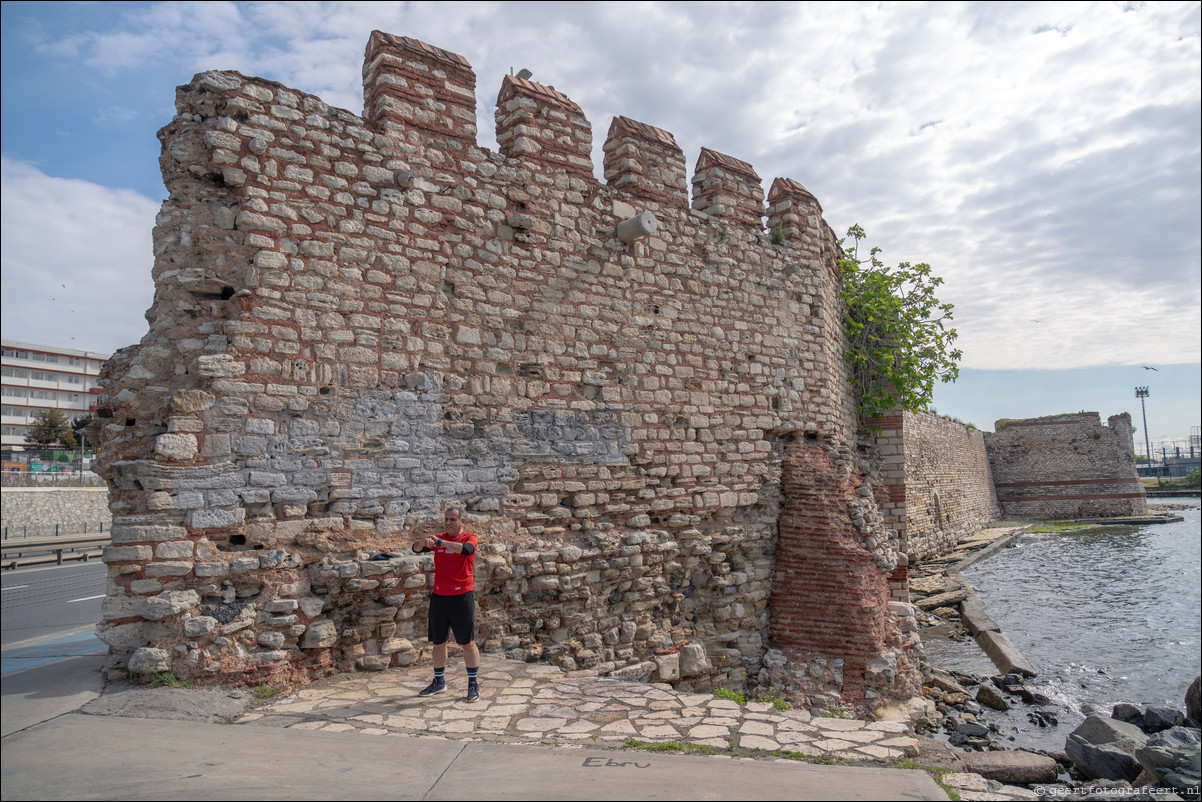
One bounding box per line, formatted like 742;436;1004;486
68;594;106;603
1;585;30;591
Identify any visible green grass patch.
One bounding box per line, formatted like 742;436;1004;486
1026;522;1090;533
147;671;194;689
818;705;853;719
754;688;791;711
713;687;745;705
252;682;288;702
623;738;725;756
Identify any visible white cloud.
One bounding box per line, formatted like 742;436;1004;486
6;1;1200;372
0;157;158;355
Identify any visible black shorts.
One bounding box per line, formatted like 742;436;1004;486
428;591;475;646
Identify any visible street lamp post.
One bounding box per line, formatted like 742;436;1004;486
1135;386;1156;488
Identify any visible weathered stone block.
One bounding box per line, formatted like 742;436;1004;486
140;590;200;620
128;647;173;674
184;616;219;636
301;620;338;648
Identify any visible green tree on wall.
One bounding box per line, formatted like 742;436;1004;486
839;225;962;420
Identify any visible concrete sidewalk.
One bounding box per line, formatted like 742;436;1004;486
2;712;946;801
2;653;953;801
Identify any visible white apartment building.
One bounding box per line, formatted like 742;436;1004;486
2;339;110;449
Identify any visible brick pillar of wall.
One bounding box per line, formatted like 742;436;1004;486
362;31;477;155
769;439;892;703
602;116;688;208
495;75;593;179
869;413;908;553
691;147;764;229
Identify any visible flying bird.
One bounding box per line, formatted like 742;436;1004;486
1142;366;1158;371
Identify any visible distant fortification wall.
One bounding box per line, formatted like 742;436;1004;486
88;32;921;713
984;412;1145;518
874;412;999;562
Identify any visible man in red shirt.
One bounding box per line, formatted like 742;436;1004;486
412;507;480;702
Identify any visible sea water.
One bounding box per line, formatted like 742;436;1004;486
924;497;1201;752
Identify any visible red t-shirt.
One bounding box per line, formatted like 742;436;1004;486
430;531;477;595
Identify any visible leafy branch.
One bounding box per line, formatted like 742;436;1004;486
838;225;961;420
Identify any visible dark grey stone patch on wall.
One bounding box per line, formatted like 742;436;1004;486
313;380;518;520
515;409;629;464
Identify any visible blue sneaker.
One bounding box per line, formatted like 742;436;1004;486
466;681;480;703
419;678;446;697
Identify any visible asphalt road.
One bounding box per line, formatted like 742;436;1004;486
1;561;106;675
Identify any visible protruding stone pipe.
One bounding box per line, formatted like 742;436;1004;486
616;211;658;244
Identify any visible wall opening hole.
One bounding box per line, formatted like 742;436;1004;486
229;534;247;546
319;386;332;395
125;418;136;426
804;431;818;440
219;286;235;300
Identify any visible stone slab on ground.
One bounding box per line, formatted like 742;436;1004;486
960;750;1059;784
960;596;1000;635
80;680;252;722
234;655;930;767
975;630;1036;677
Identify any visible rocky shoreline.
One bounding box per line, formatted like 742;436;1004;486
909;510;1201;800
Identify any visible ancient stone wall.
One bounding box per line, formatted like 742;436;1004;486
874;412;999;562
984;412;1146;518
88;31;918;713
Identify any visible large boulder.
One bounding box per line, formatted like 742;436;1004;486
1136;730;1201;796
1065;715;1148;781
1186;676;1201;725
1142;705;1186;733
961;750;1060;785
127;647;172;674
976;682;1010;711
1112;703;1143;724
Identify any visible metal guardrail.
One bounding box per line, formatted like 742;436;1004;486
0;533;109;569
2;521;107;540
0;474;106;488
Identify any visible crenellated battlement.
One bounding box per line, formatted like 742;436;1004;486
363;31;478;158
602;115;690;209
495;74;593;179
767;177;832;268
359;30;829;236
691;147;764;229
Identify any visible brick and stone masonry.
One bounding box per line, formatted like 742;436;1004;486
874;411;1000;563
985;412;1146;518
87;31;922;714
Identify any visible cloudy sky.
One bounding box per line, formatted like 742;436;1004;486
2;1;1199;447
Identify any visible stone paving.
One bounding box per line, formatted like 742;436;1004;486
236;656;922;762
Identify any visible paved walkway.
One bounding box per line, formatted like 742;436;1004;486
239;657;923;762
